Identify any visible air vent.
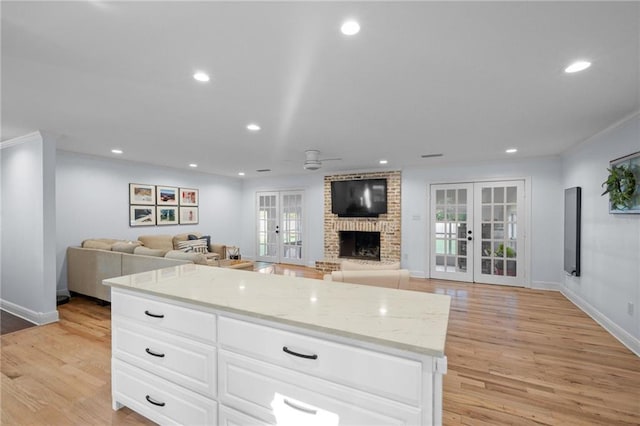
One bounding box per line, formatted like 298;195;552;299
256;169;271;173
421;153;443;158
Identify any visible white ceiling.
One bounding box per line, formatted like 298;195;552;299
2;1;639;177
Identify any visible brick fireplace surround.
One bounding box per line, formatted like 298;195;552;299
316;171;401;274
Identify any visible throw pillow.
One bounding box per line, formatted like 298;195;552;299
178;239;208;254
188;234;211;248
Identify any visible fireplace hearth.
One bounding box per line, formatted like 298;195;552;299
339;231;381;261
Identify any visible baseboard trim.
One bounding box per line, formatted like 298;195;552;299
0;299;59;326
409;270;427;279
531;281;561;291
561;286;639;357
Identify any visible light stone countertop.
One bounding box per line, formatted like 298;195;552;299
103;264;451;357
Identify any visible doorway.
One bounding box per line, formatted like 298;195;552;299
256;191;305;265
429;180;526;286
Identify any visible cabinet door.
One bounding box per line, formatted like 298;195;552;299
113;319;217;397
113;359;216;426
219;405;273;426
218;316;422;405
218;350;421;426
112;289;217;343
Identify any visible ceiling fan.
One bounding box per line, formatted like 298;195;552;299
303;150;341;171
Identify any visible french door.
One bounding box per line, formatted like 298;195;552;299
430;180;526;286
256;191;305;265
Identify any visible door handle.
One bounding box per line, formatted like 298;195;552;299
467;236;473;241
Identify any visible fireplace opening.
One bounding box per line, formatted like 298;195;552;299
339;231;381;261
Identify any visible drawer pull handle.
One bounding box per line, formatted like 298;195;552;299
283;398;317;415
144;310;164;318
145;395;166;407
282;346;318;360
145;348;165;358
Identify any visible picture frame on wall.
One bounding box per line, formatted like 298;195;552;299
180;207;199;224
129;183;156;205
180;188;199;206
156;186;178;205
130;206;156;226
605;151;640;214
157;206;179;225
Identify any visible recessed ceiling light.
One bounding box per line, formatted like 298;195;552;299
111;149;123;154
238;172;245;176
565;61;591;73
246;123;261;131
341;20;360;36
379;160;388;165
189;163;198;168
506;148;518;154
193;72;210;82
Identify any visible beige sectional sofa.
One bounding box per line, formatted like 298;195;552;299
324;260;410;289
67;233;228;302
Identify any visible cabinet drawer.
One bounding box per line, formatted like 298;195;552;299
113;319;216;398
112;289;216;342
218;317;422;405
219;350;421;426
219;405;272;426
113;359;216;426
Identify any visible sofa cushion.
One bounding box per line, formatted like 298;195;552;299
133;246;167;257
82;238;122;250
111;241;142;254
165;250;209;265
327;270;409;289
341;259;400;271
138;234;174;252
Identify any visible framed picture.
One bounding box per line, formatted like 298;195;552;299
156;186;178;205
157;206;179;225
130;206;156;226
129;183;156;205
180;207;199;224
180;188;199;206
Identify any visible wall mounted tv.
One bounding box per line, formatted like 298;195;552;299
331;179;387;217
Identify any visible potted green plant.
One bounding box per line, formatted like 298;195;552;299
495;243;516;258
601;164;637;210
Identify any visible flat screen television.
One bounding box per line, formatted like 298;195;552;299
331;179;387;217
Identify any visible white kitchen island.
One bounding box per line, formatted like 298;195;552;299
104;264;451;426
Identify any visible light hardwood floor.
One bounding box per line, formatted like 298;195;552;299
1;264;638;425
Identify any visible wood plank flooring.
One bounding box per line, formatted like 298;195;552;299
1;264;638;425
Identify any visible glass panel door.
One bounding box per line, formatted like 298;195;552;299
256;191;305;265
429;180;526;286
473;181;524;286
280;191;304;265
256;192;279;263
430;183;474;282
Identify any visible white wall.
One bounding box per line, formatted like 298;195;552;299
1;132;58;324
561;113;640;353
56;151;244;294
239;173;325;266
401;158;564;284
238;159;564;286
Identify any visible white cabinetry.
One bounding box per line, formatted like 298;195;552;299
111;289;218;424
108;268;449;426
